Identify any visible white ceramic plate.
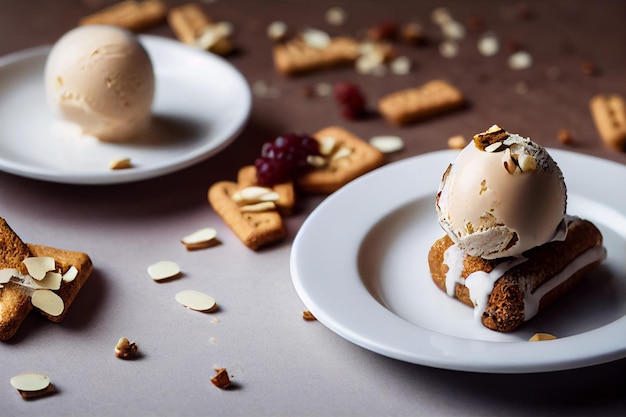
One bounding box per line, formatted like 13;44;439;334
0;35;250;184
291;149;626;373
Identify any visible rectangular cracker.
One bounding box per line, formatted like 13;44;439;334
273;37;360;76
589;94;626;151
167;3;233;55
79;0;167;32
208;181;286;250
237;165;296;216
377;79;465;125
296;126;385;194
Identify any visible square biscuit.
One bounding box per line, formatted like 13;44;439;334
297;126;385;194
273;36;360;76
208;181;286;250
378;79;465;125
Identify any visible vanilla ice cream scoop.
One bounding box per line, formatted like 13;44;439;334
44;25;154;142
436;125;567;259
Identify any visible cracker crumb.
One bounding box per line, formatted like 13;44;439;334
302;310;317;321
557;128;574;145
211;368;231;389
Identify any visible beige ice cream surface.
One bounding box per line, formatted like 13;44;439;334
436;125;567;259
44;25;154;142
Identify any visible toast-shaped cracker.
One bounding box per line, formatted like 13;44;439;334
0;217;92;340
208;181;286;250
297;126;385;194
273;36;360;76
79;0;167;32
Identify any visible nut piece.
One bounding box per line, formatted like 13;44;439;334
62;266;78;283
148;260;181;282
109;157;132;170
175;290;217;312
181;227;219;251
115;337;138;359
473;124;509;150
239;201;277;213
528;332;557;342
23;256;55;280
302;310;316;321
31;290;64;317
211;368;231;389
369;135;404;153
10;372;55;399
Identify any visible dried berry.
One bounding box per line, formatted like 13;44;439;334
333;82;367;120
255;133;320;186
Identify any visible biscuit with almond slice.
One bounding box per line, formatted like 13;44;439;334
296;126;385;194
237;165;295;215
0;217;92;340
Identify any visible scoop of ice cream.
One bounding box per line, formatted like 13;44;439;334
44;25;154;142
436;125;567;259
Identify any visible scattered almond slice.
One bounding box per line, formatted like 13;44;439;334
115;337;138;359
31;289;64;316
301;28;331;49
62;266;78;283
181;227;219;251
109;157;133;170
175;290;217;312
232;186;279;204
369;135;404;153
147;261;181;282
23;257;55;280
529;333;557;342
10;373;55;399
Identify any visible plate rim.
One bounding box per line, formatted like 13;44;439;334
0;35;251;185
290;148;626;373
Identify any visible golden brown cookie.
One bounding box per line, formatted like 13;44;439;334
79;0;167;32
296;126;385;194
589;94;626;151
273;36;360;76
428;218;604;332
378;79;465;125
208;181;286;250
0;217;92;340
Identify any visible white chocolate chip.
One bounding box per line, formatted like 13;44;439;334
240;201;276;212
175;290;217;312
147;261;181;282
109;157;132;170
369;135;404;153
10;373;50;392
301;28;331;49
31;290;64;316
181;227;218;250
62;266;78;283
23;257;55;280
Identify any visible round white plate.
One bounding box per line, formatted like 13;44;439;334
291;149;626;373
0;35;251;184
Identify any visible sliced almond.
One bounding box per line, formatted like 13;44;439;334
331;146;353;160
10;373;50;392
517;153;537;172
369;135;404;153
267;21;287;41
319;136;337;156
115;337;138;359
31;289;64;316
0;268;16;284
34;272;62;290
62;266;78;283
175;290;217;312
23;257;55;280
232;186;278;204
147;261;181;282
307;155;326;168
181;227;219;251
301;28;331;49
529;332;557;342
240;201;276;212
109;157;132;170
